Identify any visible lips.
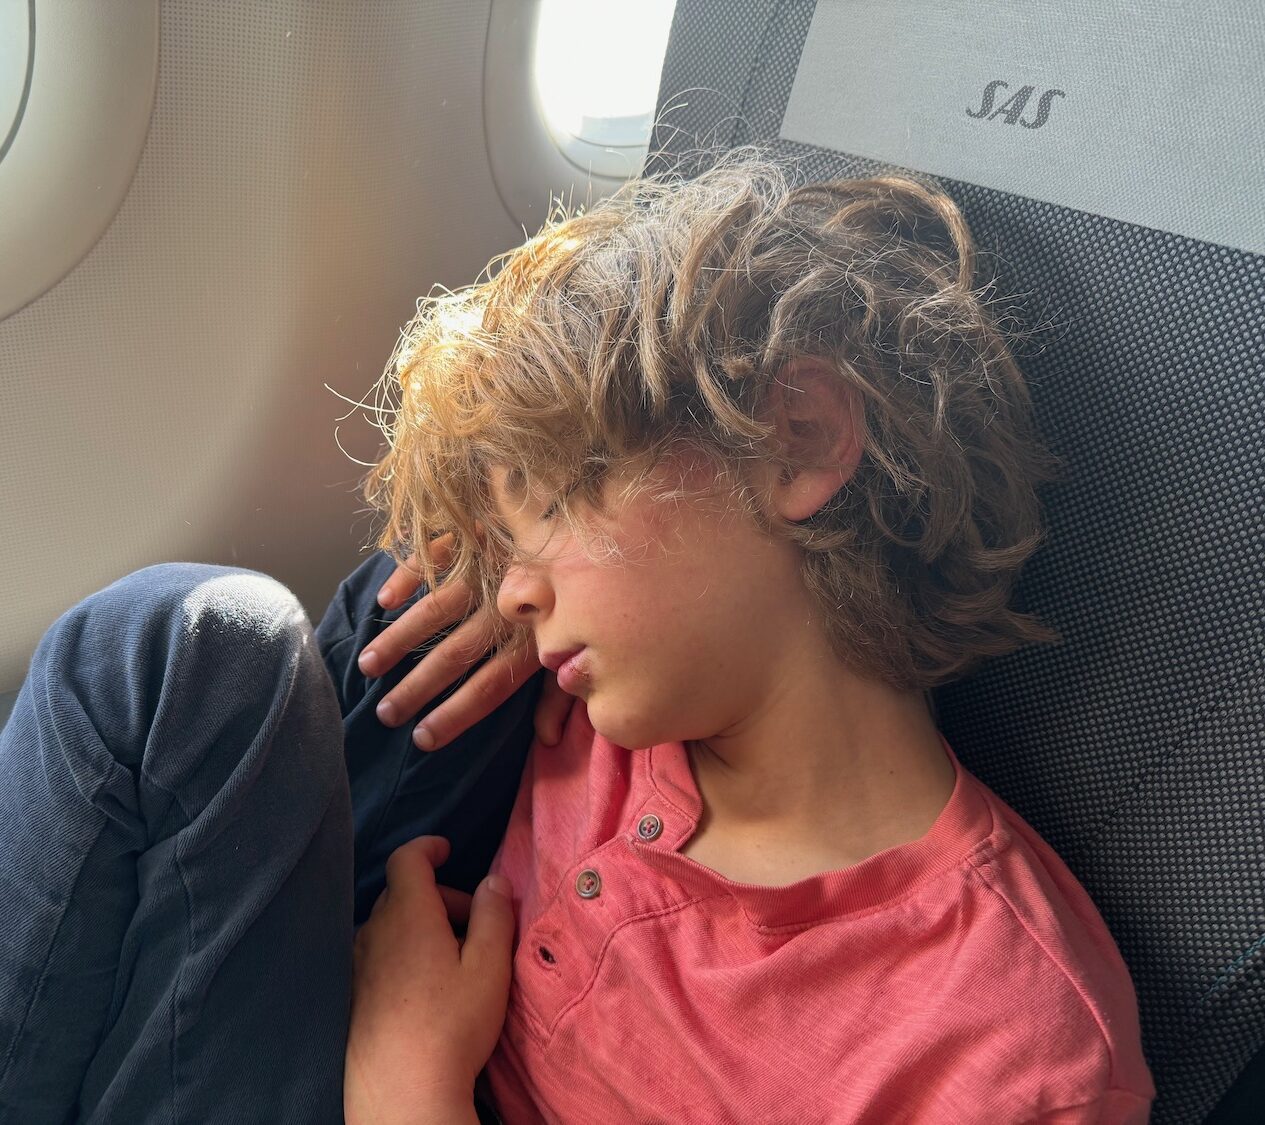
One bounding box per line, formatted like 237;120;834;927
540;646;584;673
555;648;590;692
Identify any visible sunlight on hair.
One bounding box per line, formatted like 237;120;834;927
356;147;1065;690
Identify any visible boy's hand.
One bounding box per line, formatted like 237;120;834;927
344;835;514;1125
357;538;574;753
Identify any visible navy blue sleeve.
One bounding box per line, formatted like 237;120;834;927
314;550;542;921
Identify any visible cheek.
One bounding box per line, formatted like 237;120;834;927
570;489;760;652
607;551;738;654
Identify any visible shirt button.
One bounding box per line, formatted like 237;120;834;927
575;868;602;899
637;813;663;841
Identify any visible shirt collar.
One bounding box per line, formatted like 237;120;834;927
619;731;997;930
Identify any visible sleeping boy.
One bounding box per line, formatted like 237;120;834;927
343;147;1155;1123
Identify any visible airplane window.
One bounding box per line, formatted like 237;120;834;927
0;0;32;163
533;0;677;179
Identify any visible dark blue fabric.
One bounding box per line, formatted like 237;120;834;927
0;554;535;1122
317;550;541;928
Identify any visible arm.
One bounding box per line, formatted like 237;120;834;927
345;1081;480;1125
344;836;515;1125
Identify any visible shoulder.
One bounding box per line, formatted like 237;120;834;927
927;776;1156;1110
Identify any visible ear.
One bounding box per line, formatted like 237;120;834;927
761;357;864;523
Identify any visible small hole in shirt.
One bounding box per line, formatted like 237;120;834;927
538;945;557;964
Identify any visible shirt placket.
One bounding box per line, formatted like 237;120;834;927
509;799;690;1038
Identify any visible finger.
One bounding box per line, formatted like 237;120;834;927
461;875;516;995
374;552;424;610
368;602;498;730
438;884;473;927
404;636;542;752
533;670;576;747
383;835;452;907
358;573;478;681
374;537;456;610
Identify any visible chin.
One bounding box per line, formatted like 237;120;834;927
584;698;675;752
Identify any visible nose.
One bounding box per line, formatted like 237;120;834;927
495;563;550;623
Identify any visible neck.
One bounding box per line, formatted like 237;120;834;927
683;642;955;864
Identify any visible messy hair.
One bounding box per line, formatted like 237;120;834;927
360;145;1063;692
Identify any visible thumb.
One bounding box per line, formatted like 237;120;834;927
534;673;576;747
461;874;516;982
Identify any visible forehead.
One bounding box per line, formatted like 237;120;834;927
487;464;526;500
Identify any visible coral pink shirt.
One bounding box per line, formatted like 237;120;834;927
483;700;1155;1123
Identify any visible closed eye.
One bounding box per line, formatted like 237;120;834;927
541;480;583;522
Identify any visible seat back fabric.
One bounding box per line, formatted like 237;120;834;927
645;3;1265;1121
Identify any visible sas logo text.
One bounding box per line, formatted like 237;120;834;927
966;80;1066;129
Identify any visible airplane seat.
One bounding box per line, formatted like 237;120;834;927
641;2;1265;1122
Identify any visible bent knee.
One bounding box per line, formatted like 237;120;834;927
90;563;311;653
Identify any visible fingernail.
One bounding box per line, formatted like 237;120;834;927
358;650;380;677
377;586;395;608
413;724;435;751
483;874;511;897
376;699;396;724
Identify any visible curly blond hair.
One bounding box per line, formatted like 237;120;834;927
360;145;1063;692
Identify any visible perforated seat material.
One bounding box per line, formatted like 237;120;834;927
647;3;1265;1122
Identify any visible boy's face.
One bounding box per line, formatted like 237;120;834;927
486;458;815;753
